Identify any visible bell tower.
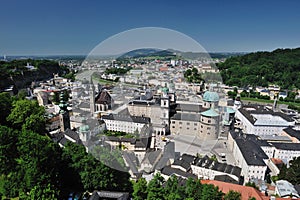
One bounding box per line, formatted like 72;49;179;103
90;77;95;117
59;92;70;132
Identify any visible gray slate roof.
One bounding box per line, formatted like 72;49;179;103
161;166;197;179
102;114;150;124
283;127;300;141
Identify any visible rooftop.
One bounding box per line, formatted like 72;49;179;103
238;105;294;126
171;113;201;122
283;127;300;141
276;180;299;198
271;142;300;151
161;166;197;179
230;130;268;166
193;155;241;178
201;180;265;200
102;114;150;124
175;103;207;113
200;108;219;117
203;91;219;102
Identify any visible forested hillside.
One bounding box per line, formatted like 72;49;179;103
217;48;300;89
0;59;68;91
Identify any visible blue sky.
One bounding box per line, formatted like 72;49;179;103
1;0;300;55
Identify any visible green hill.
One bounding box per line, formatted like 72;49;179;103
217;48;300;89
0;59;67;91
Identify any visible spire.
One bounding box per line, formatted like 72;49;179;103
90;76;95;116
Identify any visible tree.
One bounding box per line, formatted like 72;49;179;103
7;99;46;134
164;175;184;200
245;182;259;190
278;156;300;185
184;178;202;199
24;184;59;200
16;131;63;194
184;67;203;83
224;190;241;200
0;93;13;126
217;48;300;89
147;173;165;200
62;142;132;192
201;184;223;200
133;178;148;200
0;126;18;175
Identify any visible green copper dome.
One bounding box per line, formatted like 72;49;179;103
161;87;169;93
203;91;219;102
201;108;219;117
79;125;90;132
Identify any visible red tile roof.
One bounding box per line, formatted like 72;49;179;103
201;180;298;200
201;180;264;200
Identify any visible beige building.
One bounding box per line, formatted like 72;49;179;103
128;89;175;135
170;91;221;139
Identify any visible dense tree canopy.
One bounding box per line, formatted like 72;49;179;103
133;176;227;200
278;157;300;185
0;92;13;126
184;67;203;83
7;99;46;134
217;48;300;89
0;96;132;199
0;59;66;91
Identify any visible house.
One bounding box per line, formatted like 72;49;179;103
128;91;172;135
160;165;197;180
281;127;300;143
235;105;295;136
270;142;300;165
275;180;299;199
228;130;268;183
50;129;82;147
140;149;163;173
201;180;266;200
102;114;150;134
89;190;129;200
191;155;241;184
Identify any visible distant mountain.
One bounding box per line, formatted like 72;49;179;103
117;48;244;60
117;48;176;59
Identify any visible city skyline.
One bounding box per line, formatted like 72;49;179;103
1;0;300;55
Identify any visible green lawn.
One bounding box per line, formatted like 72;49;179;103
241;97;300;107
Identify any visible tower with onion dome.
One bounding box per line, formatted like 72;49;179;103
59;92;70;132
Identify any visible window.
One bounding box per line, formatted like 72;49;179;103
172;126;175;129
194;128;197;130
187;122;190;125
187;127;189;130
179;122;182;124
194;123;197;126
172;121;175;124
208;120;211;123
207;127;211;130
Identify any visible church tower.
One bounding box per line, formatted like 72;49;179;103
90;77;95;117
59;92;70;132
